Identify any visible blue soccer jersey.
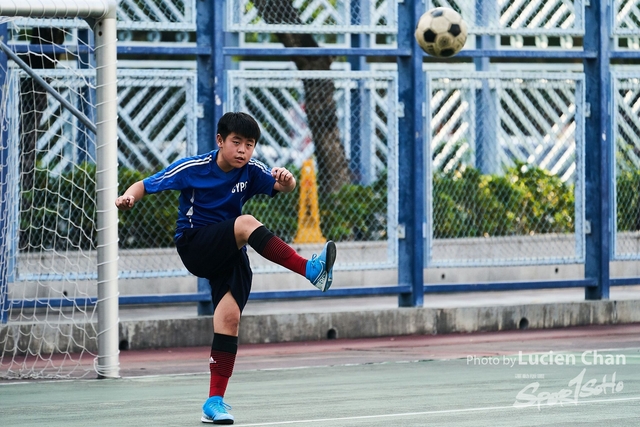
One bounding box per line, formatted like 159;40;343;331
142;150;277;240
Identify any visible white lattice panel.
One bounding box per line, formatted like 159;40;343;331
614;75;640;171
615;0;640;36
10;69;197;173
428;72;583;182
116;0;195;30
429;0;584;35
227;70;396;180
117;70;197;170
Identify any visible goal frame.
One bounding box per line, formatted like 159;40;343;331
0;0;119;378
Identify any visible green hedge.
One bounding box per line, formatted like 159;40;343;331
21;163;178;251
21;162;638;250
433;162;575;238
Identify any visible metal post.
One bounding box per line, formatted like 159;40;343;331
474;1;498;174
195;0;216;316
583;0;611;300
474;0;492;72
348;0;368;184
0;23;8;324
397;0;424;307
77;28;96;164
94;13;120;378
213;1;225;123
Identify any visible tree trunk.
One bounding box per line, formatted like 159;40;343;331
252;0;351;194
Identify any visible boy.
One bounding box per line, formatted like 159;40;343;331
115;112;336;424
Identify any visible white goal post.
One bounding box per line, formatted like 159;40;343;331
0;0;118;378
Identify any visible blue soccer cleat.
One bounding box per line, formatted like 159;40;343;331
201;396;234;425
305;241;336;292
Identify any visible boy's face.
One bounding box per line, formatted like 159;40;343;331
216;132;256;172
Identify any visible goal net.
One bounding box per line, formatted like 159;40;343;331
0;0;118;379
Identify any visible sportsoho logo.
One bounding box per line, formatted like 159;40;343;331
511;351;626;409
467;351;628;409
513;368;624;409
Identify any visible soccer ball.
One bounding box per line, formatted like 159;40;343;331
415;7;468;58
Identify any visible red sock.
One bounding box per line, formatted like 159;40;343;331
262;237;308;276
209;334;238;397
248;226;308;277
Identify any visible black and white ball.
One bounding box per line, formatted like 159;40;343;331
415;7;468;58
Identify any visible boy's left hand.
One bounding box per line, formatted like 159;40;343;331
272;167;293;184
272;167;296;192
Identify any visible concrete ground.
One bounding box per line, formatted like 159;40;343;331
1;324;640;426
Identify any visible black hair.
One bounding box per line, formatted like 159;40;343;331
216;112;261;143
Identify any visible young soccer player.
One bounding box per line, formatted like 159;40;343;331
115;112;336;425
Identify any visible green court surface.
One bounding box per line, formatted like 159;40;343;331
1;343;640;426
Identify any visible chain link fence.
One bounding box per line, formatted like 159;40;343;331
613;71;640;261
4;0;639;288
426;72;585;267
228;70;398;272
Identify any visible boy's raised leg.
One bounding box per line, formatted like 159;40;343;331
244;219;337;292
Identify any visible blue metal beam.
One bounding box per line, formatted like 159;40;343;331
118;45;210;55
195;0;216;316
6;44;601;59
0;24;7;324
223;47;597;59
9;44;92;55
213;0;225;123
249;286;412;300
11;279;618;309
454;49;597;59
474;32;499;175
396;0;425;307
583;0;611;300
6;43;204;57
8;293;211;308
610;278;640;286
8;287;411;308
609;51;640;59
120;294;210;304
223;47;412;56
76;28;96;164
424;279;596;293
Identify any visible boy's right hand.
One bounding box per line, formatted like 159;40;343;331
115;195;136;211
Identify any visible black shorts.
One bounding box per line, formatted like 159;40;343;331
175;218;252;312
